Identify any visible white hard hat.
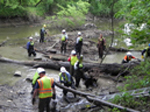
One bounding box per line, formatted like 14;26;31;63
37;68;45;74
60;67;66;73
71;50;76;55
62;29;66;33
29;37;33;40
127;52;132;56
78;32;81;35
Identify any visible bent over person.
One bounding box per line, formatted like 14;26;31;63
32;68;56;112
26;37;36;57
59;67;76;98
122;52;136;63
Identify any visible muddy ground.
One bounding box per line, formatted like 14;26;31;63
0;18;126;112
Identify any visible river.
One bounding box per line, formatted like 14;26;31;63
0;21;143;112
0;21;142;85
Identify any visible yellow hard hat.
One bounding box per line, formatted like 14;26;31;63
43;24;46;28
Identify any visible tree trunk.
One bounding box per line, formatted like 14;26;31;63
0;57;139;75
86;96;140;112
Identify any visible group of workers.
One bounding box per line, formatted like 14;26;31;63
122;43;150;63
27;25;150;111
60;29;83;57
31;53;85;112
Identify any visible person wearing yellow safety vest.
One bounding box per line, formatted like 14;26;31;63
97;34;106;58
68;50;78;76
32;68;56;112
141;43;150;59
59;67;76;97
40;24;47;43
61;29;68;54
74;55;86;87
26;37;36;57
31;68;40;94
75;32;83;56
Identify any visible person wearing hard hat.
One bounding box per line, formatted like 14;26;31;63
30;68;41;94
59;67;76;97
141;43;150;59
32;68;56;112
68;50;78;76
40;24;47;43
74;55;86;87
97;34;106;58
60;29;68;54
26;37;36;57
122;52;136;63
75;32;83;56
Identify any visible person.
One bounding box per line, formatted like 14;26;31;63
75;32;83;56
74;55;86;87
68;50;78;76
122;52;136;63
40;24;47;43
141;43;150;59
26;37;36;57
60;29;68;54
59;67;76;97
32;68;56;112
31;68;41;94
97;34;106;58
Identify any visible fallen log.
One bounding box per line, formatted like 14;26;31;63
0;56;139;75
55;82;140;112
86;96;140;112
55;82;96;97
0;39;8;47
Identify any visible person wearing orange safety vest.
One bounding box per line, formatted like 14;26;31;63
122;52;136;63
61;29;68;54
68;50;78;76
32;68;56;112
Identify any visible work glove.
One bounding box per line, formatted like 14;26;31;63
32;98;36;105
52;94;56;99
141;55;144;59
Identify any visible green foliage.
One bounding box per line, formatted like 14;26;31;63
109;59;150;111
121;60;150;91
115;0;150;45
0;0;54;17
51;0;90;29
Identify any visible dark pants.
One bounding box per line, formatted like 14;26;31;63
98;46;103;58
38;97;51;112
122;59;129;63
61;41;67;54
75;44;82;56
31;84;35;94
40;34;44;43
63;82;76;97
74;69;86;87
28;49;36;57
70;65;74;77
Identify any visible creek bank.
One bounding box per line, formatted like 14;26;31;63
0;17;143;111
